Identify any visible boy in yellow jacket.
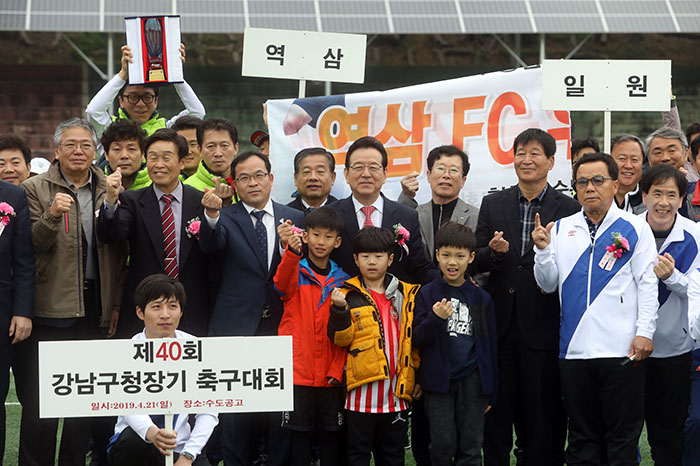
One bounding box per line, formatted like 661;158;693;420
327;226;420;466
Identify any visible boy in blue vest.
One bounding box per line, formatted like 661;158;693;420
413;222;498;466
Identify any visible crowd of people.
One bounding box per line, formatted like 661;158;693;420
2;43;700;466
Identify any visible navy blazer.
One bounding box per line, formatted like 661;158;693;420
96;184;218;337
199;201;304;337
0;181;35;344
286;194;338;215
327;195;438;285
413;276;498;404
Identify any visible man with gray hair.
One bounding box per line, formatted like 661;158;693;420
611;134;647;214
647;126;689;171
16;118;124;466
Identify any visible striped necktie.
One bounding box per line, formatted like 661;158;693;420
161;194;179;279
361;205;376;228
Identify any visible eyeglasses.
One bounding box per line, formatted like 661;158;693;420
61;142;95;152
573;175;614;188
431;165;463;177
349;163;383;173
122;94;156;104
235;170;268;184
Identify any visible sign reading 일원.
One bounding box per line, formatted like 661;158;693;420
38;336;292;418
242;27;367;84
542;59;671;112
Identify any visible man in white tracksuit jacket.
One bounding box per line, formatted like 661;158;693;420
533;152;658;466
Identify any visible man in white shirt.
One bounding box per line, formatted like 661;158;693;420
533;152;658;466
107;273;217;466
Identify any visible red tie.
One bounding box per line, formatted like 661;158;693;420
361;205;376;228
161;194;179;280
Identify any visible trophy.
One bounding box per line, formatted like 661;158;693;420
143;18;166;82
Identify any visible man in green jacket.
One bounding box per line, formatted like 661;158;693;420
184;117;237;202
102;119;152;192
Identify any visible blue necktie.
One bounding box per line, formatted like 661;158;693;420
252;210;268;269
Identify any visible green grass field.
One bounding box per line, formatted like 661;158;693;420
2;373;652;465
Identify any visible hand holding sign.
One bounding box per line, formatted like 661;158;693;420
146;425;177;455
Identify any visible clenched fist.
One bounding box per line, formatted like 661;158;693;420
50;193;73;218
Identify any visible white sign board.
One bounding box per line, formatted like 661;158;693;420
242;27;366;84
39;336;293;418
542;59;671;111
125;15;184;85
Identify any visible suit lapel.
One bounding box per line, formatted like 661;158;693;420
339;197;360;239
179;188;198;269
538;185;561;228
380;195;396;231
450;199;470;225
417;202;433;254
141;187;165;267
231;203;267;272
504;187;523;257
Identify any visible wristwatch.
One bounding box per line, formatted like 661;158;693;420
181;451;195;461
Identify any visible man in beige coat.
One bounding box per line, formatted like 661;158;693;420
16;118;125;466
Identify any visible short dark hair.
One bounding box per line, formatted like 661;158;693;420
293;147;336;174
345;136;388;169
197;117;238;147
514;128;556;158
427;145;470;177
685;122;700;145
435;221;476;252
144;128;188;161
100;119;147;154
571;137;600;157
304;207;344;234
231;151;272;178
691;137;700;162
640;164;687;198
171;115;203;132
118;83;159;98
134;274;186;312
352;227;394;255
0;134;31;165
573;152;619;180
611;134;646;159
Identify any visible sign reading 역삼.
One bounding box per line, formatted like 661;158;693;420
38;336;293;418
242;27;367;84
542;59;672;112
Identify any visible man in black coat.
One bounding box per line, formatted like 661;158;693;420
474;128;580;466
286;147;337;215
328;136;437;285
97;129;217;338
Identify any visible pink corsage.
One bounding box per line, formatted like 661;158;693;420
0;202;16;227
599;232;630;270
186;217;201;240
291;225;303;235
393;223;410;257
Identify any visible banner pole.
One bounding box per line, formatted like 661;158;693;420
298;79;306;98
603;111;611;154
165;413;174;466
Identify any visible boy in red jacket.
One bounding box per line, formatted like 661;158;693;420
274;207;350;466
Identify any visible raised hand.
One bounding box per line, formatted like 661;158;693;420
105;167;123;205
331;288;347;308
277;219;294;250
50;193;73;218
432;298;454;320
654;252;675;280
118;45;133;80
212;177;234;203
531;213;554;250
400;171;420;199
488;231;509;254
201;187;223;219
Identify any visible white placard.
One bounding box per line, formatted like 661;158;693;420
242;27;366;84
125;15;184;85
39;336;292;418
542;59;671;111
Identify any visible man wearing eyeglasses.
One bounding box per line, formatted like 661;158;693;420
474;128;578;466
86;44;205;160
533;152;658;466
17;118;124;466
199;151;302;466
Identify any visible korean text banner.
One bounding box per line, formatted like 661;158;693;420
267;66;573;207
39;336;293;418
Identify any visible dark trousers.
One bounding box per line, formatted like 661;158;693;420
684;348;700;465
221;411;290;466
560;358;645;466
410;397;431;466
424;371;487;466
291;430;342;466
483;316;566;466
0;342;12;464
645;353;691;466
346;410;408;466
14;321;94;466
108;426;210;466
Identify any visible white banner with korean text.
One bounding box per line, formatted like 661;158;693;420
39;336;293;418
266;66;573;208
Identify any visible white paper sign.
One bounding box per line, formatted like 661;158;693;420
242;27;366;84
125;15;183;85
542;59;671;111
39;336;292;418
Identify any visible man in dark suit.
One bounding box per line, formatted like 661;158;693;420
97;128;217;338
200;150;303;466
474;128;579;466
328;136;437;285
286;147;337;214
0;180;34;462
